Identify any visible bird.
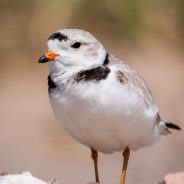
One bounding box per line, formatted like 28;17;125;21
38;29;181;184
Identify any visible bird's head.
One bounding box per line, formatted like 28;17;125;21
39;29;107;72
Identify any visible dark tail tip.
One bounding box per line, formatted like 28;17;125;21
166;122;181;130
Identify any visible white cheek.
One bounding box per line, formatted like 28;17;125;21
47;40;107;70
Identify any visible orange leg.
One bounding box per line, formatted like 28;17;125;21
91;148;100;183
120;147;130;184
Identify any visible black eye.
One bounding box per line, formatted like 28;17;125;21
71;42;81;48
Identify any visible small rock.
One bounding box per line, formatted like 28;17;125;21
0;172;47;184
163;172;184;184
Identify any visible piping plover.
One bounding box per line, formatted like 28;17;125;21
39;29;181;184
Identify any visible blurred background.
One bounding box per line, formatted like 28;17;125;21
0;0;184;183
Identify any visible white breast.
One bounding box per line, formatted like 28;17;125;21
49;71;159;153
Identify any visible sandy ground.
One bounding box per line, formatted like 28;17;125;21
0;42;184;184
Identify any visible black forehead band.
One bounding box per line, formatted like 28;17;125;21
48;32;68;41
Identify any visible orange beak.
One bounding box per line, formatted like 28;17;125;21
39;50;59;63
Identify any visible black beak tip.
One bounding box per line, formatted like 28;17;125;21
39;55;49;63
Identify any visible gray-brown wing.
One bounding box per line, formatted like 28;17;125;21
108;54;155;108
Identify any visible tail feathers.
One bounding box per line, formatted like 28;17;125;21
165;122;181;130
158;121;171;135
158;120;181;136
156;114;181;135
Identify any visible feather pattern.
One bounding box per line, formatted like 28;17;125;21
44;29;181;153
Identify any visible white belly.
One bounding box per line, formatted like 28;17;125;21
49;81;159;153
